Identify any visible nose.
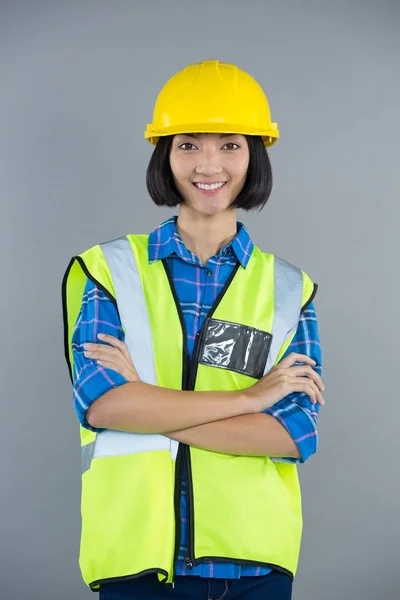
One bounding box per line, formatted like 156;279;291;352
194;148;223;177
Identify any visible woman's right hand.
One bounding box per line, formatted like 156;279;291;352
244;352;325;412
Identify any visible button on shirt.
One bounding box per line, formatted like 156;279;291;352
72;216;322;579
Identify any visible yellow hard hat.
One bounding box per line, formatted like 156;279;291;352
145;60;279;147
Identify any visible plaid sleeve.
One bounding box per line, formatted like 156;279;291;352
264;301;322;463
72;278;128;431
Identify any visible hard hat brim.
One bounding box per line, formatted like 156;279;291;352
144;123;279;148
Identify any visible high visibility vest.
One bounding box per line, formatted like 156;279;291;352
62;234;317;591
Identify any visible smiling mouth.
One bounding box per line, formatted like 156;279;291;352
193;182;227;192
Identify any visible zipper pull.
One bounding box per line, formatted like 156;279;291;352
185;556;194;569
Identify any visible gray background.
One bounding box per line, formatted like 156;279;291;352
1;1;398;599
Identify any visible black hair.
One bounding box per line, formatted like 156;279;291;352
146;134;272;212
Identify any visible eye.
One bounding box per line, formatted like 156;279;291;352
223;143;240;151
178;142;197;151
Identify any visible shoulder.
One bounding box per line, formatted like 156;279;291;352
80;233;144;255
255;247;315;282
254;247;318;310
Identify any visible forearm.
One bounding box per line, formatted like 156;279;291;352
86;381;254;433
165;413;301;458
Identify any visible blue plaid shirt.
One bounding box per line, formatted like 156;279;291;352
72;216;322;579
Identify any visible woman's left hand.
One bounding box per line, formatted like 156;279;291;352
83;334;140;382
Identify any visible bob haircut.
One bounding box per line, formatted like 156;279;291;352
146;134;272;212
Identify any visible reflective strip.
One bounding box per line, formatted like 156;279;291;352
82;432;178;473
80;237;177;472
93;430;179;459
264;256;303;373
82;441;96;475
100;237;157;386
170;439;179;461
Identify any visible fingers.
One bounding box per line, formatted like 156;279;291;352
277;352;316;370
83;343;126;366
83;337;139;382
96;359;137;382
289;365;325;392
96;359;120;373
97;333;132;363
276;353;325;401
84;334;132;365
289;377;325;406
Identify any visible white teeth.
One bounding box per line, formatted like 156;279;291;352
194;182;226;191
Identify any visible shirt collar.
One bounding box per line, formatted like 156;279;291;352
148;215;253;268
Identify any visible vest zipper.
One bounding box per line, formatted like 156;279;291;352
182;330;202;569
172;350;190;578
188;327;206;391
183;445;195;568
162;259;241;575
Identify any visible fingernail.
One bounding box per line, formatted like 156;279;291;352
83;343;93;349
84;351;93;358
97;334;105;339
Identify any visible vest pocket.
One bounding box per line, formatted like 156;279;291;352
198;317;272;380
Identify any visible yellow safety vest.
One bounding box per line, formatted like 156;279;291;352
62;234;317;591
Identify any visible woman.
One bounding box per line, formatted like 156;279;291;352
62;59;324;600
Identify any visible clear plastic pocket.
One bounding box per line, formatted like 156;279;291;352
199;318;272;380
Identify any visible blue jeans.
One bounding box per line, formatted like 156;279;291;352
99;571;292;599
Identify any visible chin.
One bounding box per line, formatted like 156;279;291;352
190;198;233;216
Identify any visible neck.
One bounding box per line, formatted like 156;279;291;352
176;206;238;265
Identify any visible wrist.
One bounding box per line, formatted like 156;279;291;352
234;389;259;415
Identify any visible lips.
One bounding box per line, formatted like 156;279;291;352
193;182;227;191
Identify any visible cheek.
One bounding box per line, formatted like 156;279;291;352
170;154;193;183
231;156;250;184
169;156;180;180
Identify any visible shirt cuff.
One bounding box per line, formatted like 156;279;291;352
73;363;128;432
264;394;319;463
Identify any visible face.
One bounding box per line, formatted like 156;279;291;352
169;133;250;216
